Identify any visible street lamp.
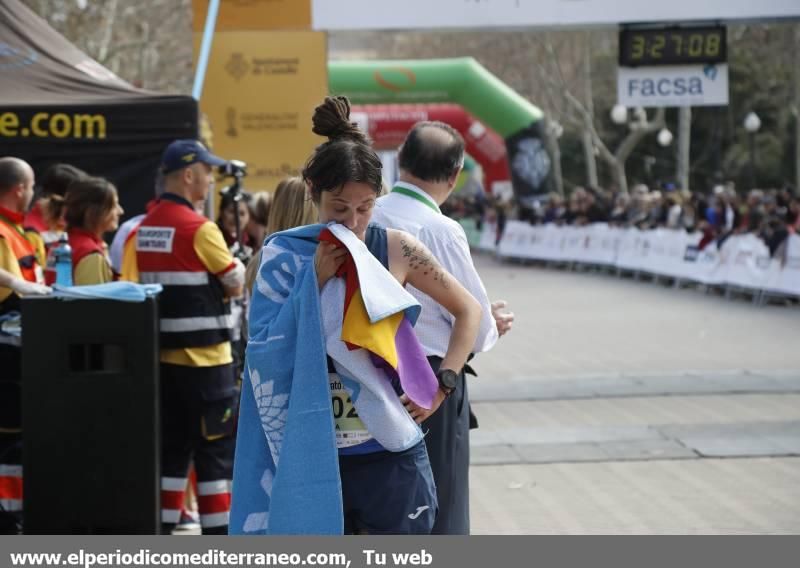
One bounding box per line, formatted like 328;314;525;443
548;120;564;140
657;128;673;147
610;104;628;125
743;112;761;190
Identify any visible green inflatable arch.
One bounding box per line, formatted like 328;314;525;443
329;57;551;199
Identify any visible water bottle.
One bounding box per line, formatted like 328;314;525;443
54;234;73;287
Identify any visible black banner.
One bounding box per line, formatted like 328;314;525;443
504;120;552;212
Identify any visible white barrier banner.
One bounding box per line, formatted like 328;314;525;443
478;221;498;252
486;223;800;297
721;234;772;290
766;233;800;295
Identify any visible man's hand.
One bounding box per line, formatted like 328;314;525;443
221;257;245;298
491;300;514;337
13;278;51;296
315;242;348;290
400;389;447;424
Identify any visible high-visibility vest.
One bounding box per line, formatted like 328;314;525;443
134;195;232;349
0;213;43;293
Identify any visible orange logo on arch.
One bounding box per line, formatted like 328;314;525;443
374;67;416;92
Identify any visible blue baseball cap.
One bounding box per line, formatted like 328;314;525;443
160;139;227;174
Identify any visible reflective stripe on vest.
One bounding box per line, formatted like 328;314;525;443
139;271;210;286
160;315;233;333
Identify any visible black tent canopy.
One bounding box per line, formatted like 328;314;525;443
0;0;197;219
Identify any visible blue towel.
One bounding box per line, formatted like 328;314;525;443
230;223;426;535
52;282;162;302
230;224;342;535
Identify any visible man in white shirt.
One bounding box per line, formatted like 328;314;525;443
372;121;513;534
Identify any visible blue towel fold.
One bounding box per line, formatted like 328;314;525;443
52;282;162;302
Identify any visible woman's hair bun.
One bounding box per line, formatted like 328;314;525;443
311;96;368;144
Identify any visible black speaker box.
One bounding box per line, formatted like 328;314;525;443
21;296;160;534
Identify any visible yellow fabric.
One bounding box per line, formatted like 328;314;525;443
194;221;235;275
74;251;113;286
340;288;403;369
160;341;232;367
25;229;46;268
0;237;20;303
120;235;138;282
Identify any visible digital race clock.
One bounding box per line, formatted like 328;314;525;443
619;27;727;67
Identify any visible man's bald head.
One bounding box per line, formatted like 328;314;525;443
0;157;35;212
0;157;33;193
399;121;465;183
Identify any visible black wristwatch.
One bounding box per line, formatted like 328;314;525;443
436;369;458;397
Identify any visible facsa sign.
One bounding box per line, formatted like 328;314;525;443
617;64;728;107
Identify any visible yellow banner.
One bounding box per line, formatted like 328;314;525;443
192;0;311;31
194;30;327;194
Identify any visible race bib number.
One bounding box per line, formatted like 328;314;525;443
330;373;372;448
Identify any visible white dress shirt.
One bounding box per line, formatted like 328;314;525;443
372;181;498;358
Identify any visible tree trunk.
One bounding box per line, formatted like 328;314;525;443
582;130;599;188
97;0;119;64
615;162;628;194
677;106;692;190
795;25;800;193
583;32;599;188
551;137;564;196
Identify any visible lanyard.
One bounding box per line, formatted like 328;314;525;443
391;186;440;214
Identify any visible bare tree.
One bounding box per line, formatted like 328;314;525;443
676;107;692;190
581;33;599;188
530;33;665;193
20;0;194;94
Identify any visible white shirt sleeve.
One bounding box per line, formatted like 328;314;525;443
423;224;499;354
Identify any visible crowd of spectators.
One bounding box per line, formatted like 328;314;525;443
445;183;800;258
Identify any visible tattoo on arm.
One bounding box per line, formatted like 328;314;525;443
400;239;450;289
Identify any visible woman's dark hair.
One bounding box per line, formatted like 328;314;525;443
38;163;87;225
40;163;87;198
301;96;382;201
217;188;253;222
64;176;117;232
44;194;67;226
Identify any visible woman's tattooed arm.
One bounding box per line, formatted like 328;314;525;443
400;239;450;289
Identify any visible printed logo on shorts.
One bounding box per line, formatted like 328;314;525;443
136;227;175;253
408;505;430;520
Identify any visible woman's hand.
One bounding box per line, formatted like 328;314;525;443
400;390;447;424
315;242;348;289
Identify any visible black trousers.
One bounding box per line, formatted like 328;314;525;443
160;362;238;535
421;355;472;535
